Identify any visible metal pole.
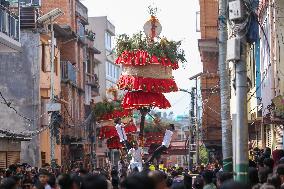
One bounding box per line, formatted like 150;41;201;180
235;37;248;182
90;122;94;170
218;0;232;172
195;79;199;165
50;21;55;167
188;104;192;170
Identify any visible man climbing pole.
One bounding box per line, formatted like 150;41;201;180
114;118;132;151
146;124;175;164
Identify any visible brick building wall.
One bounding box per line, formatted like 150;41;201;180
198;0;222;156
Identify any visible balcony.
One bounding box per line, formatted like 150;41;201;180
61;61;77;85
85;73;100;94
0;5;21;52
75;0;88;24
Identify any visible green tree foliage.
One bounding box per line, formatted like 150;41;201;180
115;32;186;64
199;145;209;164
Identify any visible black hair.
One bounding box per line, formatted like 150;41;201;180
81;175;107;189
38;169;49;176
220;180;249;189
264;158;275;170
114;118;121;124
48;174;56;188
202;170;214;184
267;175;281;189
56;174;73;189
258;167;271;183
216;171;233;185
0;178;17;189
169;124;175;130
33;182;45;189
248;167;259;187
277;164;284;175
120;172;155;189
193;175;204;189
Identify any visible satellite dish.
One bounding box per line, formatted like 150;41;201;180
143;19;162;38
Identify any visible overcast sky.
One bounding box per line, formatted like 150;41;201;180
82;0;202;116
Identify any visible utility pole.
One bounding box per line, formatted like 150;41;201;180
218;0;233;172
50;21;56;168
179;88;193;170
189;72;203;165
227;0;249;182
235;37;248;182
37;8;64;168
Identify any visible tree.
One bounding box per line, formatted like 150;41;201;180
199;145;209;165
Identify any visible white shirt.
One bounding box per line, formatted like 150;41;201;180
128;147;142;163
162;129;173;148
115;123;127;142
45;184;51;189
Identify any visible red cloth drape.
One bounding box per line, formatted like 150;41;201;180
99;124;137;139
117;75;178;93
122;91;171;109
115;50;179;70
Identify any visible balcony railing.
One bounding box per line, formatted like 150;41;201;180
61;61;77;85
75;0;88;22
86;73;99;92
0;5;20;41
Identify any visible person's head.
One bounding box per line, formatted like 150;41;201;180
248;167;259;187
219;180;249;189
81;175;107;189
267;175;281;189
0;178;17;189
56;174;73;189
70;174;82;189
114;118;121;125
273;150;284;166
22;179;33;189
148;170;167;189
78;169;88;177
120;172;155;189
264;147;272;158
169;124;175;131
264;158;275;170
202;170;214;185
276;164;284;184
33;183;45;189
258;167;271;184
38;169;50;185
216;172;233;188
193;175;204;189
11;176;21;187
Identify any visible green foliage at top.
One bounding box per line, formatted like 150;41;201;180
115;32;186;64
199;145;209;164
93;99;122;118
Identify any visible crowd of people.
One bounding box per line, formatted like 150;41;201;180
1;147;284;189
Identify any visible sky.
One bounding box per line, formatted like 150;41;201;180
82;0;202;116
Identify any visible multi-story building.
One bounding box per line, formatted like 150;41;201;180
0;2;21;52
198;0;222;161
0;3;43;168
87;16;120;167
88;16;119;101
41;0;100;169
256;0;284;149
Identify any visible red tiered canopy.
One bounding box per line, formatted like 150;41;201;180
99;124;137;139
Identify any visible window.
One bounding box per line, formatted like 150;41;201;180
54;57;58;76
105;32;112;50
106;62;120;81
41;43;46;72
41;152;46;165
